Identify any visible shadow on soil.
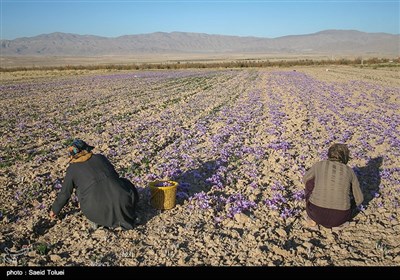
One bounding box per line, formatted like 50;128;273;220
352;156;383;218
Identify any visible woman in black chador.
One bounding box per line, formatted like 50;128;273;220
50;139;139;230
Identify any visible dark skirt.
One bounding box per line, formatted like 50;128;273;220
83;177;139;230
305;178;351;228
120;177;139;210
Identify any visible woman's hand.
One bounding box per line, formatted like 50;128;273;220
49;210;56;219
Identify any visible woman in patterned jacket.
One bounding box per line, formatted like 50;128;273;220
303;143;364;228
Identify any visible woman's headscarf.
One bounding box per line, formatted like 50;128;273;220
328;143;350;164
68;139;95;163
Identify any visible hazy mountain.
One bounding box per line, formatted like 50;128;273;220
1;30;399;56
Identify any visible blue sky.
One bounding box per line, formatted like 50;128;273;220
1;0;399;40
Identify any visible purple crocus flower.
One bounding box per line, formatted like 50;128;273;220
53;179;63;190
292;190;305;201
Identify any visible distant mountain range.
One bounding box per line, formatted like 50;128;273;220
1;30;399;56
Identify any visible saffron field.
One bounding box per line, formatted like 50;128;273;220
0;66;399;266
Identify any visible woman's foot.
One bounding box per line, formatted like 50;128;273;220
88;220;99;230
303;213;318;229
306;218;317;227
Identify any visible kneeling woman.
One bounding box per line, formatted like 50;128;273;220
50;139;139;230
303;143;364;228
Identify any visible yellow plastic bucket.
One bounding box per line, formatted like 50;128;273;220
149;180;179;210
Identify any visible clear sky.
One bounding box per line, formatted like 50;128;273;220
1;0;399;40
